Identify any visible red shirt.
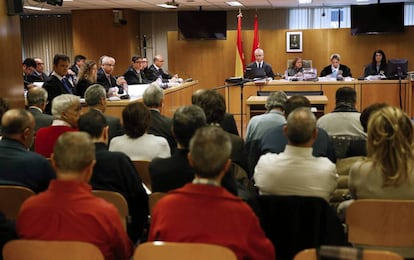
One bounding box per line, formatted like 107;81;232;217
35;125;77;157
17;180;133;260
149;183;275;260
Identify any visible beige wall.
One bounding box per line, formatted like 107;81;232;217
0;3;24;108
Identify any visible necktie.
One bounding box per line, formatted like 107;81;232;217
62;78;72;94
106;75;112;86
137;71;142;83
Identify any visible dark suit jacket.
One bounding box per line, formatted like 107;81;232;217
90;142;149;242
27;107;53;132
244;61;275;79
148;109;177;154
75;79;93;97
221;113;239;136
123;66;150;85
228;132;248;173
364;63;388;77
69;64;79;75
145;64;172;82
105;114;124;142
42;75;72;114
149;148;237;195
0;138;56;193
96;68;124;94
26;71;48;82
320;64;352;77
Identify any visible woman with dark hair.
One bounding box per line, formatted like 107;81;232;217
364;49;388;77
287;57;304;76
75;60;98;97
109;102;170;160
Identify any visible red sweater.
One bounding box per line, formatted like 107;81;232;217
149;183;275;260
35;125;77;157
17;180;133;260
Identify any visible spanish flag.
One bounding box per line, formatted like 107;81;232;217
251;14;260;62
235;10;245;77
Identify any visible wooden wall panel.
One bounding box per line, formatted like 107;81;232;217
72;9;140;76
167;27;414;93
0;4;24;108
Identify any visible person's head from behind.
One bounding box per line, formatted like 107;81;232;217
284;95;311;118
53;54;70;77
360;103;387;133
52;132;95;182
78;109;108;143
330;53;341;69
84;84;107;111
193;90;225;124
372;49;387;66
23;58;36;75
254;48;264;63
1;109;35;148
51;94;81;128
367;106;414;186
78;60;98;84
291;57;303;70
335;86;356;106
191;89;206;105
265;91;287;113
122;102;150;139
284;107;317;146
188;126;232;180
143;83;164;108
173;105;206;148
27;87;48;111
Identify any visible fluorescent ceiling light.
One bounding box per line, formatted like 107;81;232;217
156;3;177;8
299;0;312;3
356;0;368;2
226;1;243;6
23;6;51;11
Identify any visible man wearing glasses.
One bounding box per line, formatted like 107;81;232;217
97;56;126;97
146;54;175;82
123;55;150;85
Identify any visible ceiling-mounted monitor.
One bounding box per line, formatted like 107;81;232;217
177;11;227;40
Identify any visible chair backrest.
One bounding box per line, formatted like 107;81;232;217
133;241;237;260
330;135;364;159
257;195;346;260
0;185;35;220
149;192;167;216
294;248;404;260
3;239;104;260
92;190;129;230
346;199;414;247
132;160;152;192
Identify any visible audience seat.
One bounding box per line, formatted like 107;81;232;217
132;160;152;192
346;199;414;258
0;185;35;220
294;247;403;260
149;192;166;216
256;195;346;260
133;241;237;260
92;190;129;230
3;239;104;260
330;135;365;159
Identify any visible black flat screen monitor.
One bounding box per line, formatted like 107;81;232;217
387;59;408;79
351;2;404;35
178;11;227;40
245;67;266;79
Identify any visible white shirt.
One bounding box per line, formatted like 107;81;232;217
254;145;338;201
109;133;170;161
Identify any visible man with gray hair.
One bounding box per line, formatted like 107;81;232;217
149;126;275;260
254;107;338;201
26;87;53;133
0;109;55;193
17;132;133;260
97;56;126;96
143;83;176;153
84;84;124;142
35;94;80;157
244;48;275;79
245;91;287;177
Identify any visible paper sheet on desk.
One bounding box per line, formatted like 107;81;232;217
127;84;151;100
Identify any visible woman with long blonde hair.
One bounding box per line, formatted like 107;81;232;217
75;60;98;97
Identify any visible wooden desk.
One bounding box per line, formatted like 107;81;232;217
246;95;328;121
102;81;198;120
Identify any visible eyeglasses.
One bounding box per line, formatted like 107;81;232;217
104;64;115;67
